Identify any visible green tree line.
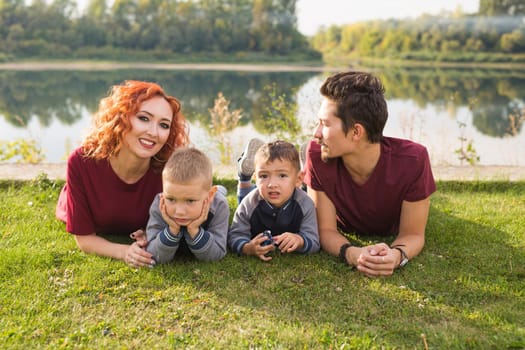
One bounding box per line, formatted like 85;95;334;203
1;0;525;64
0;0;320;61
311;0;525;63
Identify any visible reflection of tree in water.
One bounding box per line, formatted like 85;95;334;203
2;68;524;139
250;83;302;142
472;100;524;137
379;69;525;137
0;70;314;134
0;71;106;127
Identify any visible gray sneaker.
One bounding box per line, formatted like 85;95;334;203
238;138;264;178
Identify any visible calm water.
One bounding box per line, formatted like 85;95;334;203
0;67;524;166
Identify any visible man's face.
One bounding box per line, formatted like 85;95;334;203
313;98;352;161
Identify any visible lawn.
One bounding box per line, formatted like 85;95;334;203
0;176;524;349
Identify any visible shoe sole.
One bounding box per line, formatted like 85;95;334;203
239;138;264;176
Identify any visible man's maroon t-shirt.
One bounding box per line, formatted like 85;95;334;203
304;137;436;236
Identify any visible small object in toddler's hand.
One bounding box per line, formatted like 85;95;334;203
261;230;274;246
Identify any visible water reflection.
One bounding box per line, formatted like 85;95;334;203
0;67;523;166
378;68;525;138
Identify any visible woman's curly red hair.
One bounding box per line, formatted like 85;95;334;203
82;80;189;172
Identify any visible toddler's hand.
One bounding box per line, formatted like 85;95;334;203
273;232;304;253
242;233;275;261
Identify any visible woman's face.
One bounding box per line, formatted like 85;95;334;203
123;96;173;160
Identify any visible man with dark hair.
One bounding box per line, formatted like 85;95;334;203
303;71;436;277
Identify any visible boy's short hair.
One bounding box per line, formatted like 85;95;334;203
162;147;213;189
254;140;300;172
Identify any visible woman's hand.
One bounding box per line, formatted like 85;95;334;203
130;229;147;244
125;238;155;268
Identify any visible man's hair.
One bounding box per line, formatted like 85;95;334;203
162;147;213;189
254;140;300;172
320;71;388;143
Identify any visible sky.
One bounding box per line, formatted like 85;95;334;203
296;0;480;35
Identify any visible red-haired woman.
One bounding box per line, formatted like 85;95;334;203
56;80;189;268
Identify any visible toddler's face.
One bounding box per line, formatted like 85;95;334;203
161;179;210;226
255;159;303;208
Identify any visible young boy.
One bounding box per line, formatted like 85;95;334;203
145;147;230;263
228;140;319;261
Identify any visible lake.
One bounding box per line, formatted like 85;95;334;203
0;65;523;167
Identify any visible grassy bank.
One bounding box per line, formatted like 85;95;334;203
1;176;524;349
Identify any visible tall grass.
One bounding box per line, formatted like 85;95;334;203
0;176;524;349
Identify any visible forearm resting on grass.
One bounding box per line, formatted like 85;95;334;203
74;233;153;267
389;197;431;262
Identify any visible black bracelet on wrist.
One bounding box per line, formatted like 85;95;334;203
391;245;409;268
339;243;352;265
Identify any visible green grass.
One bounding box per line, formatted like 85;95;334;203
1;176;524;349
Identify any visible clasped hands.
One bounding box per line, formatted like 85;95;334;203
350;243;401;277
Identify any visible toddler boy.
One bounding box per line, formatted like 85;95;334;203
229;140;319;261
146;147;229;263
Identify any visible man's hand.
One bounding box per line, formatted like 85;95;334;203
350;243;400;277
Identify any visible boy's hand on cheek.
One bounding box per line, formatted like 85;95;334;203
187;188;216;237
273;232;304;253
187;198;210;237
159;195;181;235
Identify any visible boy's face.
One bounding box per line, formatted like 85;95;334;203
161;178;211;226
255;158;303;208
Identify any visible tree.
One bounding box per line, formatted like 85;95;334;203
479;0;525;16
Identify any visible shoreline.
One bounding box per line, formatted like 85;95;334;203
0;62;339;72
2;60;524;72
1;163;524;182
